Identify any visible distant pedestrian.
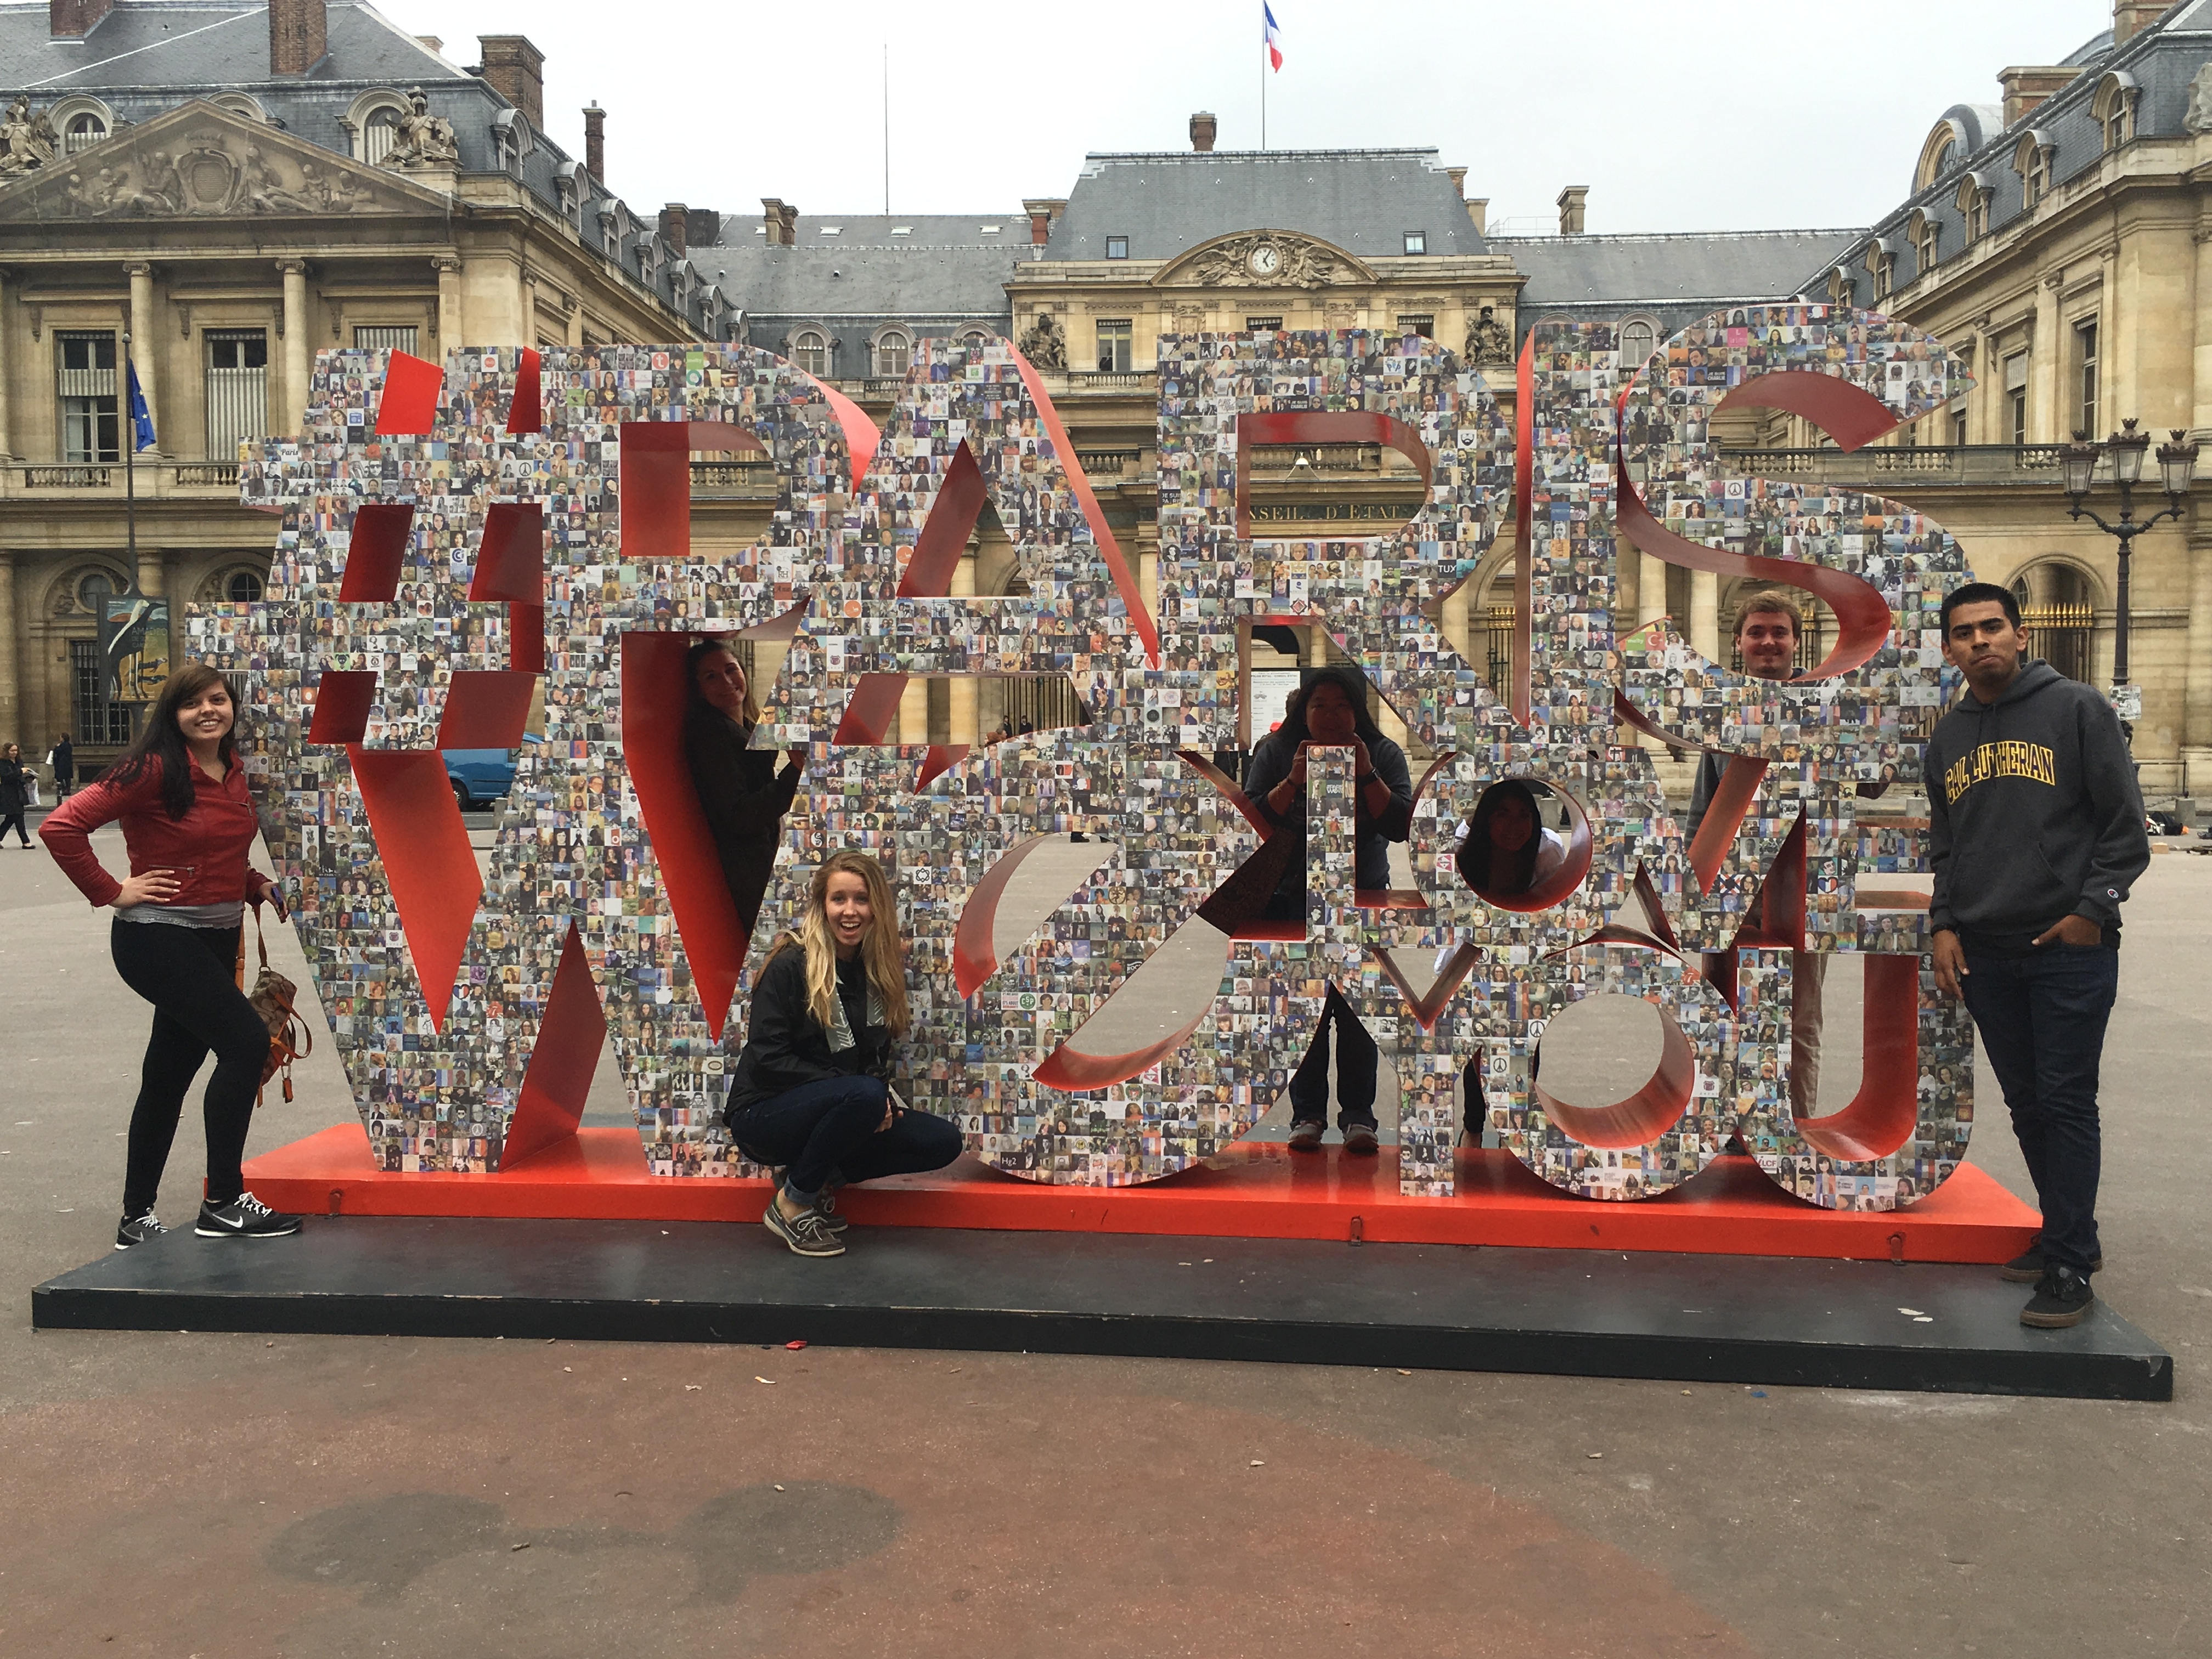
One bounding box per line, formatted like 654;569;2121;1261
48;733;75;799
1926;583;2148;1329
40;663;303;1250
0;744;32;846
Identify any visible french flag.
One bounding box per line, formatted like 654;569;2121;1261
1263;2;1283;70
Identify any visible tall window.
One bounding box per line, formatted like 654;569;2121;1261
71;639;133;744
205;329;269;461
873;330;911;377
64;112;108;154
2074;320;2099;439
1965;189;1989;240
792;330;829;376
1620;318;1655;366
353;325;419;354
1873;249;1895;300
1951;404;1968;447
2024;146;2050;207
1913;217;1938;272
1094;318;1132;373
56;330;119;463
2102;90;2134;151
362;105;402;165
2005;352;2028;447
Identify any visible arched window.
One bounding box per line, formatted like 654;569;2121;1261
2014;130;2054;209
873;329;912;377
1619;318;1655;368
208;94;268;124
1909;210;1939;274
343;90;414;165
64;112;107;154
791;329;829;376
2094;72;2137;153
962;329;989;351
76;569;115;613
1955;173;1991;241
1865;238;1897;300
227;569;265;603
1914;118;1967;193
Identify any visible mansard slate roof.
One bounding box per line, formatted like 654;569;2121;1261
1044;147;1491;263
1810;1;2212;298
1498;228;1862;335
0;1;715;332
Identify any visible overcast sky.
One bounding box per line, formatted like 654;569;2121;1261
399;0;2107;235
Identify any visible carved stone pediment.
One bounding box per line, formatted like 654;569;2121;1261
0;100;443;223
1155;230;1375;291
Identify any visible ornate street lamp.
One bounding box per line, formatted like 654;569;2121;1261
2059;419;2199;718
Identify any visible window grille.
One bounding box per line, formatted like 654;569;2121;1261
205;330;268;461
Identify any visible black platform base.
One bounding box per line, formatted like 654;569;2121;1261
32;1218;2173;1401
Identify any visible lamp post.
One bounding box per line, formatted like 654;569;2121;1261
2059;419;2199;723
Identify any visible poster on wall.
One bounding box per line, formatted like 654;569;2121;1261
98;592;171;714
1249;668;1300;741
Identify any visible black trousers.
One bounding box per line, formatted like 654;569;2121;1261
726;1074;963;1201
109;919;267;1217
0;810;27;845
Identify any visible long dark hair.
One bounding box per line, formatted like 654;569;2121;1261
1460;778;1543;895
104;661;239;820
685;636;760;731
1269;665;1384;752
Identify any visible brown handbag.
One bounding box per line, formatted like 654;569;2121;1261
235;911;313;1106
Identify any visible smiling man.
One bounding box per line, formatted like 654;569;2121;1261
1926;582;2149;1329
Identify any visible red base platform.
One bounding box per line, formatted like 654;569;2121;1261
245;1126;2039;1264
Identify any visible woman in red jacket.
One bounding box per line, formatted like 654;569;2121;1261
41;662;302;1249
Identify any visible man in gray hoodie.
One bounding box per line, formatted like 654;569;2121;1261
1926;582;2148;1329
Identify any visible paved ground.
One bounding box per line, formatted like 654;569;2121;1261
2;812;2208;1657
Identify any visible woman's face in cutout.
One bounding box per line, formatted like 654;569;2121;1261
694;647;747;716
1302;681;1358;745
1487;792;1536;853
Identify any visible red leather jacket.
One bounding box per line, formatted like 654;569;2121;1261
40;755;273;910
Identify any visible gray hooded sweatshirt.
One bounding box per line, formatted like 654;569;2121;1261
1925;659;2148;952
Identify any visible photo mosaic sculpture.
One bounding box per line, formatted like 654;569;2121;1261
188;302;1977;1208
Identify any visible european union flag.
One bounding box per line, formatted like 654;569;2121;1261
125;356;156;453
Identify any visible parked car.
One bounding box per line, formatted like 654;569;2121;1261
443;736;539;809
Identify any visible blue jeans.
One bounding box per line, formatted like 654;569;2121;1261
1959;944;2119;1276
725;1074;962;1201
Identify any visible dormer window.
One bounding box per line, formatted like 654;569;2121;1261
1403;230;1427;255
1956;172;1991;241
2095;71;2137;152
1105;235;1128;259
1910;210;1939;274
1866;239;1896;300
2017;131;2053;208
873;328;912;377
792;329;830;376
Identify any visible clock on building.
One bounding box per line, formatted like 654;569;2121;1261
1246;241;1281;279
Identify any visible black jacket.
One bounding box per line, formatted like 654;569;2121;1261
725;945;895;1119
1926;659;2148;950
683;702;800;926
47;740;73;784
0;757;27;814
1241;729;1413;898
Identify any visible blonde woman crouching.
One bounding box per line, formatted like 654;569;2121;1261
723;851;960;1256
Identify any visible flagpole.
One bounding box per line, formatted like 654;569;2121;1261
122;330;137;575
1260;33;1267;150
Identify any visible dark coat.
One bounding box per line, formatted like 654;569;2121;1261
725;944;895;1120
0;757;26;814
48;738;74;784
682;701;800;930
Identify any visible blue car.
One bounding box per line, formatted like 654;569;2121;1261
443;736;539;809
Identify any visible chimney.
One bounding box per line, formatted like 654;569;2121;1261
779;202;798;244
1999;65;2079;126
583;103;606;182
1557;185;1588;236
416;35;443;54
1023;198;1067;246
268;0;326;76
659;204;688;258
478;34;546;129
761;199;798;246
1189;111;1217;153
1446;166;1467;199
2113;2;2165;46
686;208;719;250
49;0;115;37
1466;196;1489;236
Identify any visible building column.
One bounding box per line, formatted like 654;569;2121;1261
136;548;165;599
2032;274;2061;444
950;548;980;744
435;256;463;354
897;674;929;747
1637;552;1668;631
0;550;16;748
2184;526;2212;797
0;272;13;459
1690;568;1720;663
278;260;309;439
2195;221;2212;437
125;261;158;452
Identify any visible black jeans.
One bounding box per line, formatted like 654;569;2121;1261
109;919;267;1218
1289;985;1379;1130
0;810;27;845
1960;943;2119;1276
726;1074;963;1201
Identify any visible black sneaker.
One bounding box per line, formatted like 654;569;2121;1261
195;1193;304;1239
1288;1120;1326;1152
2020;1266;2096;1329
115;1211;167;1251
763;1197;845;1257
1999;1242;2105;1283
